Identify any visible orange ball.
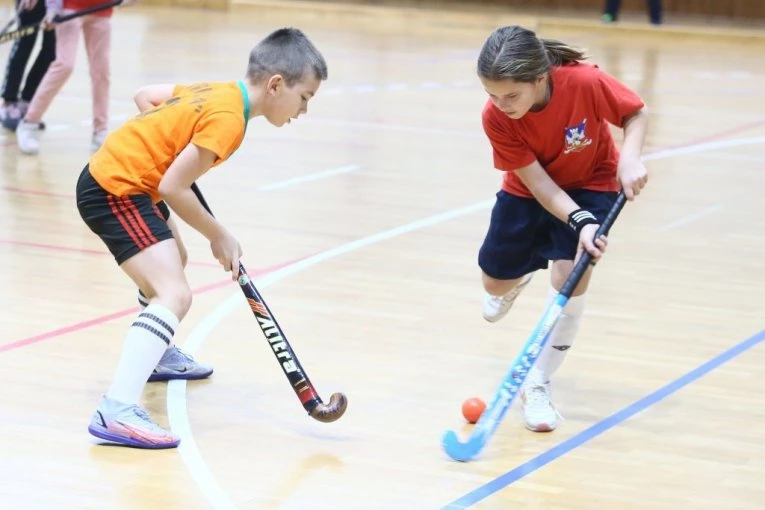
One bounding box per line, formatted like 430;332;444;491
461;397;486;424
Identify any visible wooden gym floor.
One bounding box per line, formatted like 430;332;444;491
1;2;764;508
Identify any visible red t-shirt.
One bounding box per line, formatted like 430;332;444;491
482;62;645;198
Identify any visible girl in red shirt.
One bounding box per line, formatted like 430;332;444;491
476;25;649;432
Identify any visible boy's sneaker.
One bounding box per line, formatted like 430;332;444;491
520;379;562;432
482;273;533;323
88;396;180;449
148;345;214;382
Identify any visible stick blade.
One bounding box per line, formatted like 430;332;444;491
442;429;483;462
309;392;348;423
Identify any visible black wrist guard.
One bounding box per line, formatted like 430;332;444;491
568;208;598;234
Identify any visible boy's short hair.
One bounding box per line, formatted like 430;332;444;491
247;27;328;86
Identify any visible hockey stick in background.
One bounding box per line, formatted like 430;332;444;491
189;182;348;423
442;191;628;461
0;0;123;45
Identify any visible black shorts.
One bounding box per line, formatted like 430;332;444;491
76;164;173;265
478;188;618;280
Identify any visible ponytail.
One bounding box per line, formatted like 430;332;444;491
540;38;588;66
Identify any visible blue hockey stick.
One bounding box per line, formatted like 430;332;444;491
442;191;628;462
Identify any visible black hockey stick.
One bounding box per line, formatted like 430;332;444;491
0;0;122;45
189;182;348;423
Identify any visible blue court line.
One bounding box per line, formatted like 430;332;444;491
442;328;765;509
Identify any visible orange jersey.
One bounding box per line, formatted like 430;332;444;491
89;81;249;203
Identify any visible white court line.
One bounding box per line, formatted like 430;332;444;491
257;164;361;191
657;204;724;232
642;136;765;161
166;199;493;508
701;152;764;163
645;136;765;231
167;132;765;510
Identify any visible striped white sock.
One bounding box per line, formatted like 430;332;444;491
137;289;150;309
106;303;179;405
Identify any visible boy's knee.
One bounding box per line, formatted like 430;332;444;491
157;284;193;319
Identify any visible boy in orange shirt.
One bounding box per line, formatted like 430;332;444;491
75;27;328;449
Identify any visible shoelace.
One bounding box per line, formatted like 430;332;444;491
168;346;195;362
130;407;167;433
525;385;564;420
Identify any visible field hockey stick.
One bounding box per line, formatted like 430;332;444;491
0;0;122;45
189;182;348;423
442;191;628;462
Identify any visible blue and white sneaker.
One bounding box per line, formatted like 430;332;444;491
148;346;214;382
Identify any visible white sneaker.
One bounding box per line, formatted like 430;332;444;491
16;119;40;155
520;379;562;432
91;129;108;152
482;273;533;323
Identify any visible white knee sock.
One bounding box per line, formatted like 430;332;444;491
137;291;175;351
137;289;150;309
106;303;179;405
530;286;586;384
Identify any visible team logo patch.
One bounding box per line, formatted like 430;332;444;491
564;118;593;154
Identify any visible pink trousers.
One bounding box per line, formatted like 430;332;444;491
25;11;111;132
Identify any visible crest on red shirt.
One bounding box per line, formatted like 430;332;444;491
563;118;593;154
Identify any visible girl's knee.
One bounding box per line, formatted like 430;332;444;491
482;272;523;296
483;275;506;295
551;260;590;296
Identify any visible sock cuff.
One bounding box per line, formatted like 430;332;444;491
550;285;587;316
132;303;180;345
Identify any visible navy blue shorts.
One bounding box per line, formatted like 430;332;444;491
478;188;618;280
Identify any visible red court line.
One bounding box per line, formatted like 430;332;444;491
3;116;764;355
0;259;300;354
2;186;74;199
0;239;220;268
